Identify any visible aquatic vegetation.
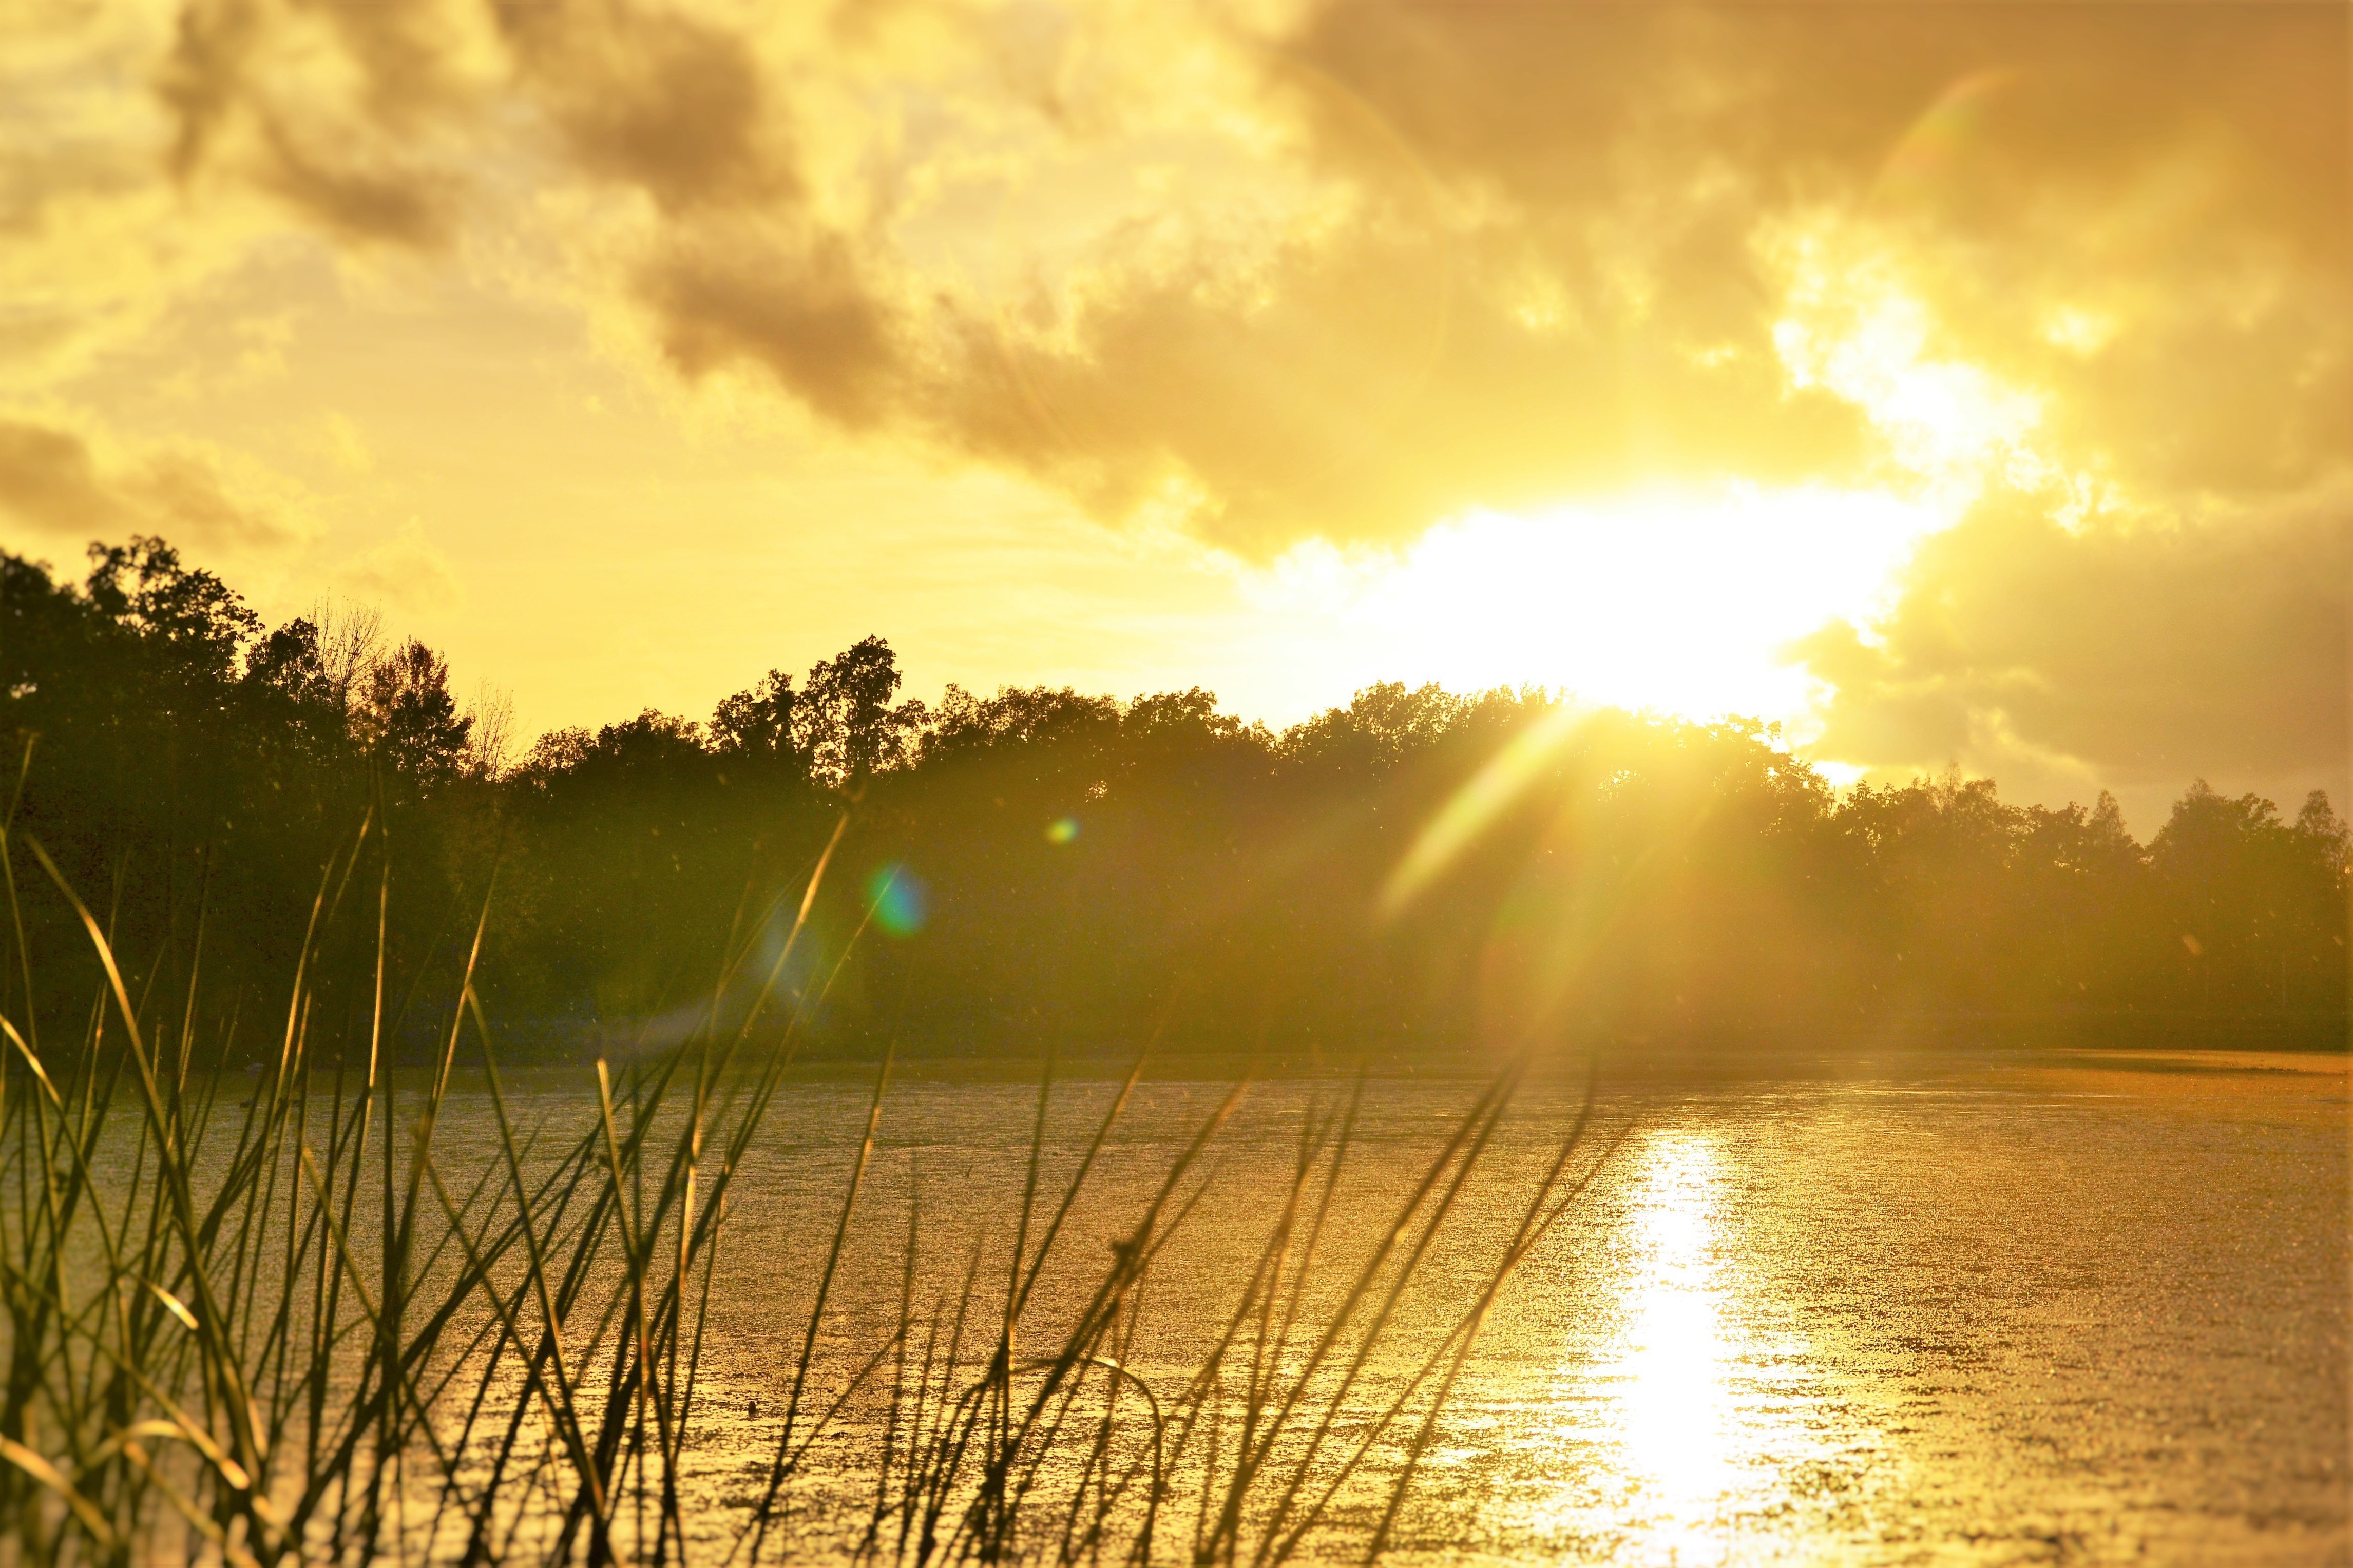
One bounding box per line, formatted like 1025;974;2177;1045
0;822;1613;1566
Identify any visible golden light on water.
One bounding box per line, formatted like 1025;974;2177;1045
1610;1133;1740;1564
1517;1129;1891;1564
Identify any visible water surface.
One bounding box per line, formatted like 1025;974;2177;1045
436;1050;2350;1564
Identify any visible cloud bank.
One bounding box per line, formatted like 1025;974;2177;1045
87;0;2336;536
1797;485;2348;807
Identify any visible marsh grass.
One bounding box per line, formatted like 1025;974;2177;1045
0;815;1616;1566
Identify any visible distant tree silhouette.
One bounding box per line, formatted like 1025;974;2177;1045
2151;781;2348;1010
1;533;2343;1058
362;638;472;788
711;668;807;775
83;536;258;685
796;636;926;788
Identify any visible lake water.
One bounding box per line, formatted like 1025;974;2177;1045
437;1048;2345;1566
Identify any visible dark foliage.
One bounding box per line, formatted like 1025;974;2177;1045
1;537;2343;1060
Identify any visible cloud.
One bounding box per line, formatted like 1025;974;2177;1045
671;0;2348;552
0;1;290;394
0;413;314;553
509;0;794;216
335;518;464;613
1793;483;2349;803
154;0;487;246
321;411;373;474
10;0;2346;579
639;219;903;427
1277;2;2345;499
0;420;114;533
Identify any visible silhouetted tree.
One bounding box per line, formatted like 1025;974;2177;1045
2;533;2343;1058
797;635;926;788
2151;782;2349;1010
83;536;258;688
711;668;807;776
361;638;472;789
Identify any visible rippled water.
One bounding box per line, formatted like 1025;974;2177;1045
1412;1061;2348;1565
446;1049;2338;1566
338;1050;2346;1565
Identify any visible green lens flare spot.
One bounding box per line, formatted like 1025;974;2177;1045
867;863;928;937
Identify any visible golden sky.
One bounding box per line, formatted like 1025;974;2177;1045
2;0;2345;828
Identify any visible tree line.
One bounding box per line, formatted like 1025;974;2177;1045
1;535;2343;1062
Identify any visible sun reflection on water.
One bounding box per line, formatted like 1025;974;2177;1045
1507;1125;1893;1563
1613;1132;1739;1563
1516;1126;1885;1562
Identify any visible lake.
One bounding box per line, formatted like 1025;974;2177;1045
412;1047;2344;1565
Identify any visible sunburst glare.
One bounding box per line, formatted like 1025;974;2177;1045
1249;483;1942;725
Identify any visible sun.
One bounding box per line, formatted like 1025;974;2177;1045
1246;228;2055;734
1252;481;1944;727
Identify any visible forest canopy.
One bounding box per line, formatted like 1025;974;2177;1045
1;536;2343;1063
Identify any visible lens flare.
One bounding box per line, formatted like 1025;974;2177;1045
1871;68;2019;209
866;863;928;938
1380;704;1592;919
1046;816;1080;845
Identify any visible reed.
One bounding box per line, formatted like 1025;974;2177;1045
0;815;1615;1566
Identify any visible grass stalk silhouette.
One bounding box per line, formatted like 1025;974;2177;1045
0;814;1614;1566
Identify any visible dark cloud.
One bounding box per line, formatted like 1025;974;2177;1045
1794;485;2349;800
0;420;119;532
155;0;803;241
138;0;2347;552
254;117;456;247
507;0;789;215
638;222;902;425
0;416;302;552
158;0;466;245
